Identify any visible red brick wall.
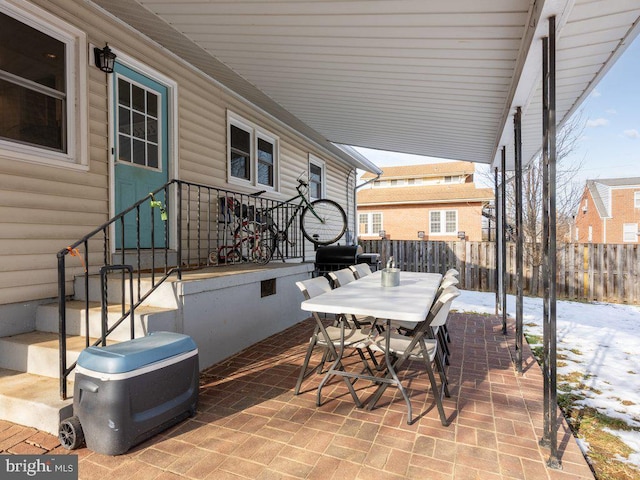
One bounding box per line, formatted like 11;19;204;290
574;189;603;242
574;187;640;243
358;202;485;241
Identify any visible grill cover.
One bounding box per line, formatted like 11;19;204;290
315;245;361;265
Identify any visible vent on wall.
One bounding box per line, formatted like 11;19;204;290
261;278;276;297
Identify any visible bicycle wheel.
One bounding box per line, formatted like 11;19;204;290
301;199;347;245
252;239;273;265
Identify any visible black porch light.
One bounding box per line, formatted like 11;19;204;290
94;43;116;73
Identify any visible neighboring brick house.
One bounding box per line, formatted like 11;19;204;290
357;162;493;241
573;177;640;244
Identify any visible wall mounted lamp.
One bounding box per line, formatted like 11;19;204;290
94;43;116;73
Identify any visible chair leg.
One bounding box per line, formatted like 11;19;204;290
438;328;450;365
424;357;449;426
443;324;451;343
294;334;319;395
433;347;450;398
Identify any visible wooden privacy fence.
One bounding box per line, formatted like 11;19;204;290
359;240;640;304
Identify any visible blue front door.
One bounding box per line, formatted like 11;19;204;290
113;62;169;249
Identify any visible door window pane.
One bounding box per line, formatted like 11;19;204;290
116;77;161;169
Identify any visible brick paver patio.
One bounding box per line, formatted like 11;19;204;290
0;312;594;479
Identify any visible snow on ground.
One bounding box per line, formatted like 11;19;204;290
453;290;640;468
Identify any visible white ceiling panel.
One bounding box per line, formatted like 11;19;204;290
90;0;640;171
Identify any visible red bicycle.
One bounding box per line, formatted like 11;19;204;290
210;218;272;265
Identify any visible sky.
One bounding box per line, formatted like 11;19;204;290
354;33;640;189
454;290;640;469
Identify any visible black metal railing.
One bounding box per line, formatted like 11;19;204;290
57;179;304;399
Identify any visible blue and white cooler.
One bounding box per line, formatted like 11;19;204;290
59;332;199;455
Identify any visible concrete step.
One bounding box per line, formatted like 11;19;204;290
0;331;95;380
72;273;179;308
36;301;179;342
0;368;73;435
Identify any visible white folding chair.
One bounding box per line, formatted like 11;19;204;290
294;277;375;404
444;268;459;280
329;268;376;328
327;268;356;288
368;286;460;425
437;276;459;348
349;263;373;279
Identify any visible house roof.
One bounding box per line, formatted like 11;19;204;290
361;162;475;180
357;183;494;206
585;177;640;218
91;1;640;172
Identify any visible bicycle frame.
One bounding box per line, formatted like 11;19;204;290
264;180;320;236
214;219;266;264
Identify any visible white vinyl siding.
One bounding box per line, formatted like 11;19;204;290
0;0;352;305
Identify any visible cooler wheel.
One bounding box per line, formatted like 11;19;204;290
59;416;85;450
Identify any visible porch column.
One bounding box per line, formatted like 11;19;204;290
494;167;500;315
514;107;524;374
543;15;561;469
500;146;507;335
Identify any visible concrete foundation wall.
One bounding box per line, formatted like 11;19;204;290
178;264;314;369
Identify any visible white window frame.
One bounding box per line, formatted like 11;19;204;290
308;154;326;200
588;226;593;243
634;192;640;208
623;223;638;243
226;111;279;191
430;210;458;235
0;0;88;170
359;212;383;236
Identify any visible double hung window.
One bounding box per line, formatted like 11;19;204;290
623;223;638;243
308;154;325;200
430;210;457;235
359;212;383;236
227;112;278;190
0;1;86;166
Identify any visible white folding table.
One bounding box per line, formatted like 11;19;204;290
301;271;443;419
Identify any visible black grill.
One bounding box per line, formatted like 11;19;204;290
314;245;380;276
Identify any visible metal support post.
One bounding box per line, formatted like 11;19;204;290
514;107;524;374
501;147;508;335
540;34;551;449
494;167;500;315
547;15;561;469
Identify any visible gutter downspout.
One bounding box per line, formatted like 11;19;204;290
354;172;382;244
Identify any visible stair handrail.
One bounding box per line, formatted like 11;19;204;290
57;180;179;399
56;178;307;399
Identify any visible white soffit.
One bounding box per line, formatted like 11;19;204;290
91;0;640;170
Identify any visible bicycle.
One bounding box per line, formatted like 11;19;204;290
211;218;272;265
259;178;347;252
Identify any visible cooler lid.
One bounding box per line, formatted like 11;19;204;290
77;332;197;374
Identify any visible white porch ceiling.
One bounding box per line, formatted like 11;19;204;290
92;0;640;172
